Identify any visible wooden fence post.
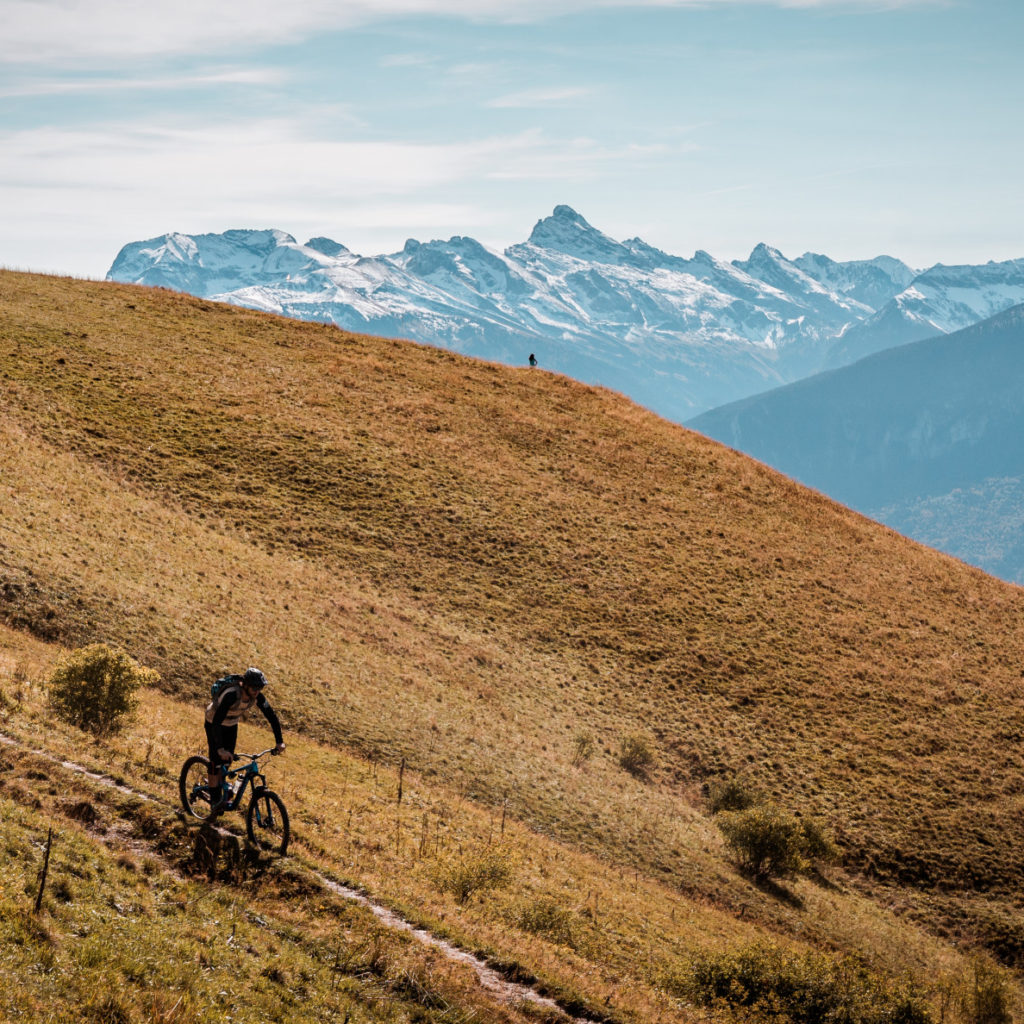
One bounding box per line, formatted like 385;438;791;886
34;827;53;913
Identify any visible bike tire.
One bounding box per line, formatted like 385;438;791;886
246;789;290;855
179;755;217;820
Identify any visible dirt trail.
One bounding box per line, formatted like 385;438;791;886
0;731;585;1022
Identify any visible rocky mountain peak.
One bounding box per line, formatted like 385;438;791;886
526;205;630;264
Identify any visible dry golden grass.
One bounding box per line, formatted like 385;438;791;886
1;623;1018;1024
2;269;1024;1004
0;745;541;1023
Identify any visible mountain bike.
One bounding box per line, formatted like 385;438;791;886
178;748;290;855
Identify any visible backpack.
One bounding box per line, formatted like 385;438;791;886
210;673;244;701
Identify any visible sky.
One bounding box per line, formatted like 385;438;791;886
2;0;1022;279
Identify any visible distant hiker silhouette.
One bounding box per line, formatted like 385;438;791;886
528;353;537;367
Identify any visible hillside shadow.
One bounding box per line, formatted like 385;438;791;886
752;876;805;909
804;867;842;893
186;823;267;884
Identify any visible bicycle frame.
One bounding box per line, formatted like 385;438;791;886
217;749;274;812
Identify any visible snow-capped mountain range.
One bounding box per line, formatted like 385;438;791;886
107;206;1024;419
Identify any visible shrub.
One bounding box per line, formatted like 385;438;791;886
617;733;655;777
431;846;515;904
962;959;1013;1024
571;730;596;768
800;817;840;870
680;943;933;1024
514;895;577;947
706;774;763;814
47;643;157;736
717;804;807;880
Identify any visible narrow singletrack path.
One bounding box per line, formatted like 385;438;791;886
0;731;587;1022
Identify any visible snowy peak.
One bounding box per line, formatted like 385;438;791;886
398;235;532;299
794;251;916;310
306;237;351;258
736;243;824;292
525;205;632;264
733;244;871;322
747;242;786;263
106;207;1023;421
827;256;1024;366
108;228;334;298
221;228;298;252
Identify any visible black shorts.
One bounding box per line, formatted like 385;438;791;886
205;721;238;766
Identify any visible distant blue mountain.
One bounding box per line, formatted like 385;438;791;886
824;258;1024;367
688;305;1024;583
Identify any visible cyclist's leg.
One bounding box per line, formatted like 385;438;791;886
205;721;221;790
205;722;237;790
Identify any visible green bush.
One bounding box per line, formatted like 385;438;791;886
680;943;932;1024
962;959;1013;1024
617;733;655;777
431;846;515;904
717;804;817;880
513;895;577;947
800;817;840;870
47;643;157;736
706;774;763;814
571;730;596;768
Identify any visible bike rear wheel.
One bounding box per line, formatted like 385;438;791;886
179;755;218;820
246;789;290;855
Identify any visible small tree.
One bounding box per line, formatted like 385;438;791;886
571;730;596;768
800;816;840;870
431;846;515;904
717;804;806;880
47;643;156;736
514;895;578;947
706;774;763;815
618;733;655;777
963;959;1013;1024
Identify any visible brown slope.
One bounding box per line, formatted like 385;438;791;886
2;270;1024;950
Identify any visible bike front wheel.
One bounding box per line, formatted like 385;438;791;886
246;789;290;855
179;755;217;820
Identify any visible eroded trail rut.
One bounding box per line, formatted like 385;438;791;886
0;731;586;1023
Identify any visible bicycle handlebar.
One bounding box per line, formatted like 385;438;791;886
230;749;276;762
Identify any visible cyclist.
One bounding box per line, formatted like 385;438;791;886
205;667;285;805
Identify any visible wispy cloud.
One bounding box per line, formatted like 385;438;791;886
0;68;286;98
0;116;695;261
488;132;690;180
486;86;592;108
0;118;679;197
378;53;438;69
700;183;754;197
2;113;667;271
0;0;951;65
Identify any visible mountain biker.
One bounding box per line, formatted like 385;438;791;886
205;667;285;804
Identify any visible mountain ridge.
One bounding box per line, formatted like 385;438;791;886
688;303;1024;583
108;206;948;418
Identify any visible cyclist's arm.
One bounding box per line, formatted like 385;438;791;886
256;692;284;747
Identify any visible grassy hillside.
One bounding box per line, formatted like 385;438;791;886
0;627;548;1024
688;304;1024;583
2;270;1024;1018
0;622;1014;1024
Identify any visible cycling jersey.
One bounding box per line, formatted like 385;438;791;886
204;685;283;761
